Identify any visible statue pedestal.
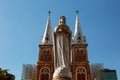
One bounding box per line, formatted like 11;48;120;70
53;77;71;80
53;67;72;80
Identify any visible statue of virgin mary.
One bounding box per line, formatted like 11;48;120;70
53;16;72;79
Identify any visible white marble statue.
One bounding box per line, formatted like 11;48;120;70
53;16;72;79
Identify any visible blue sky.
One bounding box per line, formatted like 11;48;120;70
0;0;120;80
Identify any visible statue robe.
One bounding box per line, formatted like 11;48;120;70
53;28;72;79
55;32;70;69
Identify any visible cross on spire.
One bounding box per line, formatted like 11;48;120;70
76;10;79;14
48;11;51;16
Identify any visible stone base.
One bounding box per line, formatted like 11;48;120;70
53;67;72;79
53;77;71;80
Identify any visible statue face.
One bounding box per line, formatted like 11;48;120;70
60;16;66;24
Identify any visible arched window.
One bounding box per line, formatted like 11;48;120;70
40;67;50;80
44;74;49;80
40;74;44;80
77;73;86;80
42;49;51;61
76;67;86;80
46;50;50;61
76;49;84;61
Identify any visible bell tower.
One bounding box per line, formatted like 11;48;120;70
36;11;54;80
71;11;91;80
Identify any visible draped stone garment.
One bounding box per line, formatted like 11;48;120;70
53;27;72;79
55;32;69;69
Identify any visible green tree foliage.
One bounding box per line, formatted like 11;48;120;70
0;68;15;80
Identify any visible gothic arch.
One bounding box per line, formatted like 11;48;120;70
76;48;84;61
41;49;51;61
76;67;87;80
76;48;84;52
39;67;50;80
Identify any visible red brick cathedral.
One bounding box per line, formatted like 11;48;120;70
36;11;91;80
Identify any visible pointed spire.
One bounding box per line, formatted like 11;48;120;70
40;11;53;45
73;10;85;44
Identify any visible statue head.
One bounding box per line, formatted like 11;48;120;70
55;16;70;33
59;16;66;25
